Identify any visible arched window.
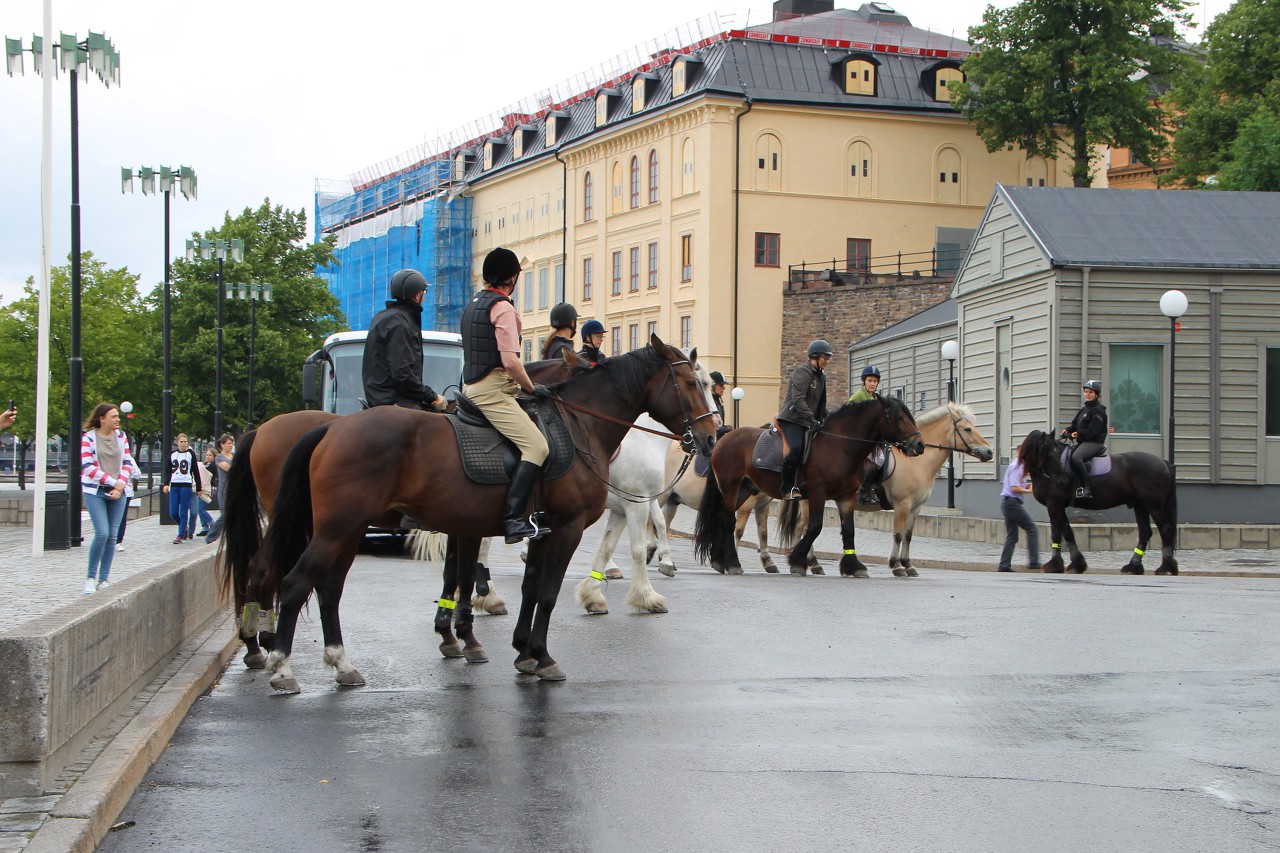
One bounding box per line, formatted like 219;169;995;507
1023;156;1049;187
845;140;873;197
936;147;962;203
611;161;624;215
753;133;782;192
648;149;659;204
583;172;594;221
681;138;695;195
630;156;640;209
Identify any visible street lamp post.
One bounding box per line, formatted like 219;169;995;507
230;283;273;430
188;239;245;440
731;386;745;430
941;339;959;509
123;166;197;525
7;31;120;546
1159;290;1188;478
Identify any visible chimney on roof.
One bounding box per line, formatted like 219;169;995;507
772;0;836;22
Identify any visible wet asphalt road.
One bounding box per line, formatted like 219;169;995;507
102;532;1280;853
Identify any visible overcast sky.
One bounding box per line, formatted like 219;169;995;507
0;0;1213;307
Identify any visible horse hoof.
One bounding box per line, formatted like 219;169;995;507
439;641;465;659
514;657;538;674
1120;564;1144;575
1071;567;1087;574
335;669;366;687
725;566;744;576
852;569;870;579
1043;565;1064;574
789;566;808;576
536;663;567;681
485;605;508;616
711;562;726;575
892;568;907;578
269;675;301;694
1154;566;1179;576
905;568;919;578
585;604;609;615
243;651;267;670
764;564;779;574
810;565;825;576
658;561;676;578
464;647;489;664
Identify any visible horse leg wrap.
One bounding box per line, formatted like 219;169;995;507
264;609;277;633
475;562;491;597
240;603;261;638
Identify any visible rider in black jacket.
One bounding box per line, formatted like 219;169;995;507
1061;380;1108;499
362;269;446;411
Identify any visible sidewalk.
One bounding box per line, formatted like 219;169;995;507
667;505;1280;577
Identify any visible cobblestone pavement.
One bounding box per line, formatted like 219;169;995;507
0;512;217;634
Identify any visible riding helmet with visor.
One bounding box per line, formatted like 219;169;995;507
482;248;522;285
807;339;834;359
389;269;429;302
861;365;881;381
1083;380;1103;396
580;319;606;339
549;303;578;330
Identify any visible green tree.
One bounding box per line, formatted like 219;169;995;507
953;0;1191;187
1165;0;1280;188
165;199;345;438
0;254;154;486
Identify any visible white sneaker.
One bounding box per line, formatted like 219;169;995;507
114;543;125;552
97;581;110;590
83;578;98;595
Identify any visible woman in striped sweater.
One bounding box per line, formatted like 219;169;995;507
80;403;138;595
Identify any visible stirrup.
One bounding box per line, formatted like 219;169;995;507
1074;486;1092;499
784;486;805;501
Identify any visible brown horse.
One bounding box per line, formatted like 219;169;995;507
693;396;924;576
219;358;580;670
249;335;718;691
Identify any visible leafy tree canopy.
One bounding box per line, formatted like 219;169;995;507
953;0;1192;186
1165;0;1280;188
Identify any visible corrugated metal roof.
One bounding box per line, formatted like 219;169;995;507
999;185;1280;270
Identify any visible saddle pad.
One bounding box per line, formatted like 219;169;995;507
694;454;713;477
879;449;897;481
1059;448;1113;477
752;427;785;473
446;398;576;485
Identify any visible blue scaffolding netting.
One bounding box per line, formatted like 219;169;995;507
315;159;472;333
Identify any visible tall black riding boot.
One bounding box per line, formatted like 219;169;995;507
504;461;550;544
1070;457;1091;499
780;459;803;500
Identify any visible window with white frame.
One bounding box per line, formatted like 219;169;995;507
648;150;659;204
1109;344;1162;434
612;251;622;296
611;326;621;357
630;156;640;209
648;242;659;288
680;315;691;350
583;257;593;301
647;320;657;342
680;234;693;282
554;262;565;304
629;324;639;352
583;172;594;221
538;267;549;310
629;247;640;292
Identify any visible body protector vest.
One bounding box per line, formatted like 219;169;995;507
461;288;511;385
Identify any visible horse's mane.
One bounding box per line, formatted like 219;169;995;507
827;394;902;424
1017;429;1064;478
915;401;976;428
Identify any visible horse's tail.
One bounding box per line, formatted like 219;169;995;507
1164;460;1179;549
777;498;802;548
218;428;261;603
692;472;729;565
256;423;331;604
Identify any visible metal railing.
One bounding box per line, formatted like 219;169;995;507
787;247;965;288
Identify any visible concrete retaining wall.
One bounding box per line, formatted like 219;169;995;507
0;488;165;528
829;507;1280;551
0;552;227;798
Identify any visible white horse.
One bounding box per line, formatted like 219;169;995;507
574;356;717;615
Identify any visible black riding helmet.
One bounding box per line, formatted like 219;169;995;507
389;269;428;302
807;339;834;359
549;303;578;331
1083;380;1103;396
482;248;521;285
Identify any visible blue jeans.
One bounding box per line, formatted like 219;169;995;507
85;490;127;582
999;497;1040;571
169;485;194;537
189;495;213;533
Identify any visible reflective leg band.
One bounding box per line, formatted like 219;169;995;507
590;570;606;581
436;598;457;610
844;549;856;555
1133;548;1145;556
1052;543;1061;549
265;609;276;633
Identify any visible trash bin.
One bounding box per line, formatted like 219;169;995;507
44;490;71;550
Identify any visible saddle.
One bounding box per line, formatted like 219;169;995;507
1059;446;1112;478
752;425;786;473
445;394;576;485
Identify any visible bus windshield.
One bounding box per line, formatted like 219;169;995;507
321;338;464;415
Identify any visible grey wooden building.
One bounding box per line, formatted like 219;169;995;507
848;185;1280;523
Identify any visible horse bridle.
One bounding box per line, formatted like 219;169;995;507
813;397;922;451
921;412;986;459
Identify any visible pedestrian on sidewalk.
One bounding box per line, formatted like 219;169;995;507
114;465;139;552
189;447;216;536
80;403;137;594
998;454;1039;572
204;434;234;543
163;433;204;544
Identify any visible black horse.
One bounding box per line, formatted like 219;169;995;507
1018;430;1178;575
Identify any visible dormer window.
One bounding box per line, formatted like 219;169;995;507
671;56;701;98
512;126;531;159
483;138;505;170
545;111;568;148
632;74;656;113
595;89;620;128
921;61;965;102
452;152;471;182
841;56;878;96
934;67;963;101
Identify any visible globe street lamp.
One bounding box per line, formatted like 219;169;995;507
731;385;745;430
7;31;120;547
1159;290;1188;478
124;166;197;525
230;283;273;430
940;339;959;509
187;238;244;440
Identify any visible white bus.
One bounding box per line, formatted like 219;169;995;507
302;330;464;415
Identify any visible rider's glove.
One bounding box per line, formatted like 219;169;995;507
531;384;553;398
809;419;823;431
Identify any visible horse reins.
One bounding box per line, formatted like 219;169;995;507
809;397;922;452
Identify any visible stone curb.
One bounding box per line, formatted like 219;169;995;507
23;612;236;853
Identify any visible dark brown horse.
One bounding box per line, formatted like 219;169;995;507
1017;430;1178;575
219;358;581;671
694;396;924;577
249;335;717;691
